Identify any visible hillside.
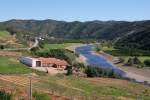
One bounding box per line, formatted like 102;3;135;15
115;29;150;50
0;19;150;50
0;75;150;100
0;31;26;48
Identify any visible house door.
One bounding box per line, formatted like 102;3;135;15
36;61;41;67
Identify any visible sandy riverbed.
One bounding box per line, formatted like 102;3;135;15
93;51;150;83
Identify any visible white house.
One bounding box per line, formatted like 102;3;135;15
19;57;68;70
19;57;41;68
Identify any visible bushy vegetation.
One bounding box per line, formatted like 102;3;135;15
103;47;150;56
126;57;144;68
34;49;77;64
94;43;102;52
0;45;4;50
33;91;50;100
40;38;95;44
144;59;150;67
0;90;12;100
85;65;121;78
102;45;150;68
66;65;73;75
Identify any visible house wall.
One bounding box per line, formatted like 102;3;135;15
41;63;54;67
32;59;37;68
20;57;38;68
20;57;67;69
20;57;32;67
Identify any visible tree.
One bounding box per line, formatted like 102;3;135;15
133;56;141;65
0;45;4;50
30;47;39;53
127;58;134;65
144;59;150;67
66;65;73;75
94;44;102;52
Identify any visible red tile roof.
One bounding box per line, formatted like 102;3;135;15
38;57;68;66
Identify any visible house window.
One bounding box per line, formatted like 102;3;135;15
36;61;41;67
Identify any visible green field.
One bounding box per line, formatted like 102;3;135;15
103;47;150;56
0;31;10;38
103;46;150;63
0;56;32;74
43;43;80;50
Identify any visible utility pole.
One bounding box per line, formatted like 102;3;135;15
29;76;32;100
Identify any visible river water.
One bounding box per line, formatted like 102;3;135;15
75;44;126;77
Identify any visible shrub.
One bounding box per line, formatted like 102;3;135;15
85;65;99;77
127;57;142;67
85;65;121;78
78;63;86;69
0;90;12;100
118;57;125;63
133;56;141;65
144;59;150;67
66;65;73;75
33;91;50;100
127;58;134;65
0;45;4;50
30;47;39;53
94;44;102;52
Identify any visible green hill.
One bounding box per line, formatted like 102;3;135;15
0;19;150;50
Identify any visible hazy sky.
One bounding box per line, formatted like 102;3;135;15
0;0;150;21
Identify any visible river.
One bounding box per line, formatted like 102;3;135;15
75;44;126;77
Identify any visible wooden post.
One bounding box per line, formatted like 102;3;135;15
29;76;32;100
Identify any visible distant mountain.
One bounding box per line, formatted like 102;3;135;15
0;19;150;50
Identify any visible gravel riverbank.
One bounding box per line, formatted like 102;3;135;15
93;51;150;83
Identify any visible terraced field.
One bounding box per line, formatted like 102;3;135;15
0;75;150;100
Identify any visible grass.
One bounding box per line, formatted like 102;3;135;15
103;46;150;63
33;75;150;99
0;31;26;48
33;91;51;100
103;47;150;56
0;74;150;99
43;43;80;50
0;56;32;74
0;31;10;38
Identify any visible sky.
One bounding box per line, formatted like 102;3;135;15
0;0;150;22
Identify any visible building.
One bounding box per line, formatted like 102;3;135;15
19;57;68;69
